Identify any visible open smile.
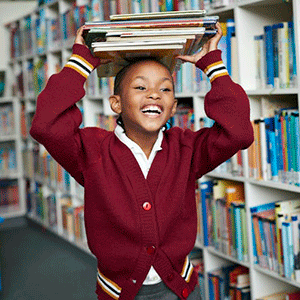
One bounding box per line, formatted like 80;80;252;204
141;105;163;116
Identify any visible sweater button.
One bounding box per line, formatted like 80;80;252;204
143;202;152;211
182;288;189;299
146;245;156;255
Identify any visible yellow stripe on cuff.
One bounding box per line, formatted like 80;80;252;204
65;64;88;79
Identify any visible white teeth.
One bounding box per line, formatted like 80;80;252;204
141;105;162;114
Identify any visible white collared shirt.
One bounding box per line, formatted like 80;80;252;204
114;124;163;285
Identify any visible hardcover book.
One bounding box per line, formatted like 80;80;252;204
83;11;218;77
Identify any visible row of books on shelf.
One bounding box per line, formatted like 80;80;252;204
10;0;218;58
22;145;71;193
254;21;297;90
13;58;48;98
0;180;19;207
197;178;249;263
208;264;250;300
9;3;91;58
28;182;86;242
0;143;17;175
250;199;300;283
0;104;15;136
33;0;234;53
248;107;300;187
37;0;234;18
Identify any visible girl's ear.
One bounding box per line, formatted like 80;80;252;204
109;95;122;114
170;99;178;117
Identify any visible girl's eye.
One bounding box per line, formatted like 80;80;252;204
135;86;146;90
161;88;171;92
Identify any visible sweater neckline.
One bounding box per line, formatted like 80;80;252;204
111;133;168;201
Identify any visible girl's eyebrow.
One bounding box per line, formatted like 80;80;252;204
133;76;172;83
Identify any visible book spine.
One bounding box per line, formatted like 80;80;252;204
288;21;297;88
264;25;274;88
281;221;290;278
226;19;235;76
272;23;280;88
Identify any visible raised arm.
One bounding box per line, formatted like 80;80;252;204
30;27;110;185
178;23;254;178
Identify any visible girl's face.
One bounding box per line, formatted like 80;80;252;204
110;60;177;139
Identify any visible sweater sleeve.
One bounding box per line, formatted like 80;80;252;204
29;44;102;185
191;49;254;178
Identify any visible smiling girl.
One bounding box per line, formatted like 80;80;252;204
30;23;253;300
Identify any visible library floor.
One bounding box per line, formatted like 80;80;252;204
0;218;98;300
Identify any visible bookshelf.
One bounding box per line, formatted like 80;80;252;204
2;0;300;299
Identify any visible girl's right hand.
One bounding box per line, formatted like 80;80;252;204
75;26;112;65
74;26;88;47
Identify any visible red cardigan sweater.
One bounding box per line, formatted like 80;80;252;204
30;44;254;300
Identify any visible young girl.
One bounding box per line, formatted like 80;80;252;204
30;23;253;300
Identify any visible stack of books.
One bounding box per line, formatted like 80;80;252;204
83;10;218;77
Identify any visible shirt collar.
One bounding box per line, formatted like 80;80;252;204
114;124;163;155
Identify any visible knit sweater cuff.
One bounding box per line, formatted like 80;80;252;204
64;44;100;80
195;49;229;83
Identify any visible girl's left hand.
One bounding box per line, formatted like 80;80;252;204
176;22;223;64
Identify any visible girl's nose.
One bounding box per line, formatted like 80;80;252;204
147;89;160;99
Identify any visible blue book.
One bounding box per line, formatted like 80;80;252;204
252;220;258;264
250;202;276;214
264;25;274;87
200;180;214;246
208;274;215;300
274;111;283;180
293;112;300;186
165;0;174;11
226;19;235;76
265;117;275;179
285;111;292;184
288;21;297;87
268;130;278;180
282;222;292;278
232;202;244;262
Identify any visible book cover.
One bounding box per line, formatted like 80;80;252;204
109;9;207;21
93;44;185;77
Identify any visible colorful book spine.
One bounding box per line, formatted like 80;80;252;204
264;25;274;88
288;21;297;88
248;108;300;187
254;21;297;90
226;19;235;77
